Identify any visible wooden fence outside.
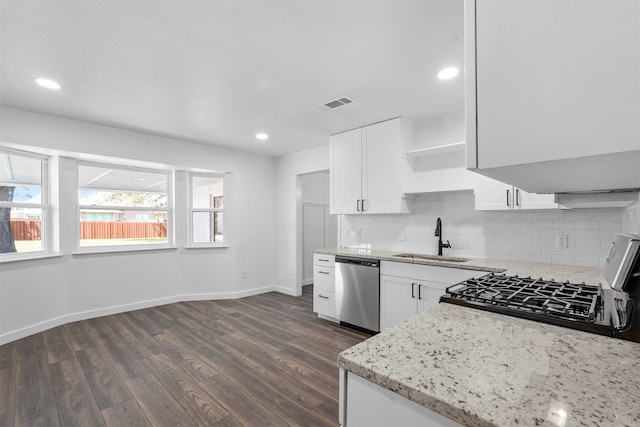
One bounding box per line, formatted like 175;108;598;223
10;220;41;240
10;220;167;240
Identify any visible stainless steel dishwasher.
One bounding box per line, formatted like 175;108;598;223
335;256;380;333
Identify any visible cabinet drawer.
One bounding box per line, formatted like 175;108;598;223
381;261;491;285
314;266;335;292
314;290;336;318
314;253;335;268
381;261;464;284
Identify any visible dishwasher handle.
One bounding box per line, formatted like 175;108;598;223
335;256;379;268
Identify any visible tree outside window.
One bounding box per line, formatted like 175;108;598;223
0;148;47;255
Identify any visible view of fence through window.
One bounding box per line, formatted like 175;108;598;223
2;156;229;252
78;164;170;247
0;149;46;254
191;174;224;243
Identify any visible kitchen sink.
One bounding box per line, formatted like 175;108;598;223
392;253;470;263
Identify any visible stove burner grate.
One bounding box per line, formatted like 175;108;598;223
446;273;602;322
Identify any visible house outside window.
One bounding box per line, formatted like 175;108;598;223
78;162;171;248
190;174;224;244
0;147;49;256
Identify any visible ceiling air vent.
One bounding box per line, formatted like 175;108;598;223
318;96;356;111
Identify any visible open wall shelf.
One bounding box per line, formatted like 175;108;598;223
403;141;465;160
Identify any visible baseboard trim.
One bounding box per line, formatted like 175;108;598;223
0;285;280;345
274;286;298;296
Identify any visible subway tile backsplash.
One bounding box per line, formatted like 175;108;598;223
339;192;633;268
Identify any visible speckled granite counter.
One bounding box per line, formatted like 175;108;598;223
338;303;640;427
327;247;640;426
314;247;607;284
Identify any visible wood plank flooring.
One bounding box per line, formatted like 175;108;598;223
0;285;370;426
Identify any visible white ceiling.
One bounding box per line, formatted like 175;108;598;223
0;0;464;157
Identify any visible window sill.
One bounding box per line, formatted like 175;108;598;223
72;245;179;256
0;253;66;264
183;244;229;249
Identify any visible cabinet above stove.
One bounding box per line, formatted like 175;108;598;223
465;0;640;193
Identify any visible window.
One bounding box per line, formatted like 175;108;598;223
0;147;49;255
190;174;224;244
78;163;171;248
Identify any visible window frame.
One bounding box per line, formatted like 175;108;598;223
76;160;174;252
0;146;50;259
188;172;226;247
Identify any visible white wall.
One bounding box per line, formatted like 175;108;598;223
0;106;278;344
275;145;330;296
414;110;465;148
341;191;627;268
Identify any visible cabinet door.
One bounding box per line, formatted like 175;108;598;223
380;275;417;330
475;0;640;169
330;128;362;214
362;119;403;214
474;176;512;211
345;372;464;427
514;188;559;210
416;282;447;314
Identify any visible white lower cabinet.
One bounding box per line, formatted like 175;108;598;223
380;261;489;330
340;369;462;427
314;288;336;318
380;275;444;329
313;254;337;319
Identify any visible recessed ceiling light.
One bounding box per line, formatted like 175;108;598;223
35;78;61;90
256;133;269;141
437;67;459;80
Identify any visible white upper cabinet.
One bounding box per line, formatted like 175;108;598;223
330;118;412;214
475;176;561;211
466;0;640;193
329;128;362;214
475;176;512;211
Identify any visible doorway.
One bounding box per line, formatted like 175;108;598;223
300;171;336;295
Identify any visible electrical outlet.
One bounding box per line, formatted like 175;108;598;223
241;270;247;279
555;235;568;249
399;229;406;241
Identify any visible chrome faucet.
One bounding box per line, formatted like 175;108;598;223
434;217;451;256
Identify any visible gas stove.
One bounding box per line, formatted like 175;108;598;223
440;233;640;343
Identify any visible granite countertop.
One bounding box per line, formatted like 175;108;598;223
326;247;639;425
314;247;607;285
338;303;640;427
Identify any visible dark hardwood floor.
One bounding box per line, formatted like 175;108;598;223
0;284;370;426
